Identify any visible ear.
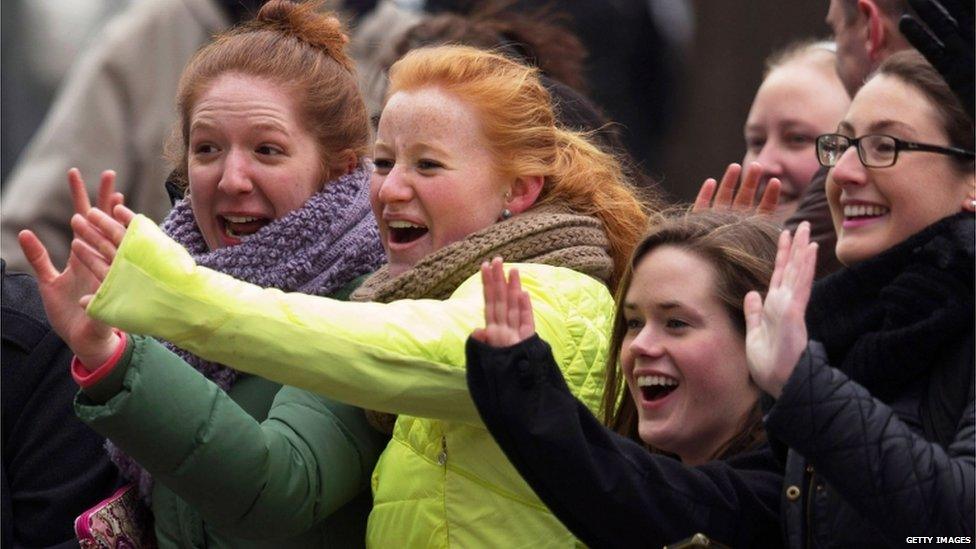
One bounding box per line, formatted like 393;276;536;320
329;149;358;179
506;175;545;215
857;0;886;62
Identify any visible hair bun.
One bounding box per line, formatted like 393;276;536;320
255;0;353;71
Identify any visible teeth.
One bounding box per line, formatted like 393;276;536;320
224;215;260;223
224;225;252;241
637;375;678;388
843;204;889;218
388;220;425;229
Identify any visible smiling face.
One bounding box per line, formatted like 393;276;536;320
188;73;325;249
371;87;509;276
743;57;850;220
826;74;974;265
620;246;758;465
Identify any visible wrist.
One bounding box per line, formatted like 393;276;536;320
76;331;123;373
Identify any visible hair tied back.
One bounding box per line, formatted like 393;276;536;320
253;0;354;72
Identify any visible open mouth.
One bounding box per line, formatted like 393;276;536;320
388;220;428;244
219;215;270;241
843;204;889;221
637;375;679;402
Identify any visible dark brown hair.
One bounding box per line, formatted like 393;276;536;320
167;0;369;184
601;210;781;460
873;50;975;171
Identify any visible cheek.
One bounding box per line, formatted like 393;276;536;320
785;149;820;183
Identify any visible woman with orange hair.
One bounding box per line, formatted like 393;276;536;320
39;44;649;546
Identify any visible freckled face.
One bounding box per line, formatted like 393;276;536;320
188;73;324;250
743;58;850;220
620;247;758;465
370;87;509;276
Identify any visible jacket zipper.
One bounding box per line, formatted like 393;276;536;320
437;435;448;466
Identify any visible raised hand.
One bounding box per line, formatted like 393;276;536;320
693;162;781;215
471;257;536;347
743;222;818;398
16;168;127;369
70;207;132;283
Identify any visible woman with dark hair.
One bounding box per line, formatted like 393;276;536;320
466;212;787;547
746;50;974;547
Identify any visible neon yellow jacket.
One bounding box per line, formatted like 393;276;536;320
88;215;614;547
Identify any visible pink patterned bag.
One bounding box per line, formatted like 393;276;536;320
74;485;156;548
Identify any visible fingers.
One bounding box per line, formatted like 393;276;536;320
713;163;742;210
783;222;811;288
490;257;507;328
17;231;60;283
113;204;136;226
68;168;93;216
71;238;112;282
518;290;535;339
507;268;523;331
86;208;127;247
733;162;763;211
471;328;487;343
793;242;818;310
769;229;792;289
71;214;117;262
97;170;117;212
743;290;763;334
757;178;782;215
693;179;717;212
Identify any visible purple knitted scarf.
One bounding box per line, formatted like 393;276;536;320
106;165;385;499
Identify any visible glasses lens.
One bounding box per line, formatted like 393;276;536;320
817;134;848;166
860;135;897;167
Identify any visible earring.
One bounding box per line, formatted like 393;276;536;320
501;208;513;220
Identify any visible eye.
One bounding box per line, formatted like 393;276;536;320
665;318;690;330
784;133;815;148
745;136;766;153
256;144;284;156
417;159;443;171
193;143;219;155
373;158;394;174
624;318;644;331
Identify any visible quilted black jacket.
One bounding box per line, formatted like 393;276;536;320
466;335;784;548
765;213;975;548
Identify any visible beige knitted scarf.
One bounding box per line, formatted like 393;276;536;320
351;206;613;432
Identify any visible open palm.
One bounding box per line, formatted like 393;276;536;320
744;222;818;398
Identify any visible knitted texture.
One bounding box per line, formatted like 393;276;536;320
806;212;974;401
352;206;613;432
107;165;385;500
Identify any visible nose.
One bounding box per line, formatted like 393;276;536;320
628;325;665;360
755;143;785;180
829;144;867;188
375;164;414;205
216;149;254;195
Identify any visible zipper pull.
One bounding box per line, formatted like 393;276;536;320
437;435;448;466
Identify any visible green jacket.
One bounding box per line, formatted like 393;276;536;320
75;282;388;547
88;215;615;547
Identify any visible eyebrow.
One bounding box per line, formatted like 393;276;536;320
190;118;290;135
837;118;914;136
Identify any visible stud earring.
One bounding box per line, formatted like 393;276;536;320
501;208;513;220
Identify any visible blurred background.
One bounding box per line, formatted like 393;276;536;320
0;0;830;205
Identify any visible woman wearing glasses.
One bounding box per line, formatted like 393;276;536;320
746;50;974;548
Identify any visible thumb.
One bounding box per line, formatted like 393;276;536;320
79;294;94;309
743;291;764;333
471;328;487;343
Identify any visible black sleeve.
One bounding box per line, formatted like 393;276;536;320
2;266;122;547
766;341;975;544
465;335;784;548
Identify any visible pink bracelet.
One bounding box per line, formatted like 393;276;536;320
71;330;127;389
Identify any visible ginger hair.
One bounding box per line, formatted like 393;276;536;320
386;45;650;288
167;0;369;183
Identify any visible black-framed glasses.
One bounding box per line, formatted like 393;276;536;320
816;133;976;168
